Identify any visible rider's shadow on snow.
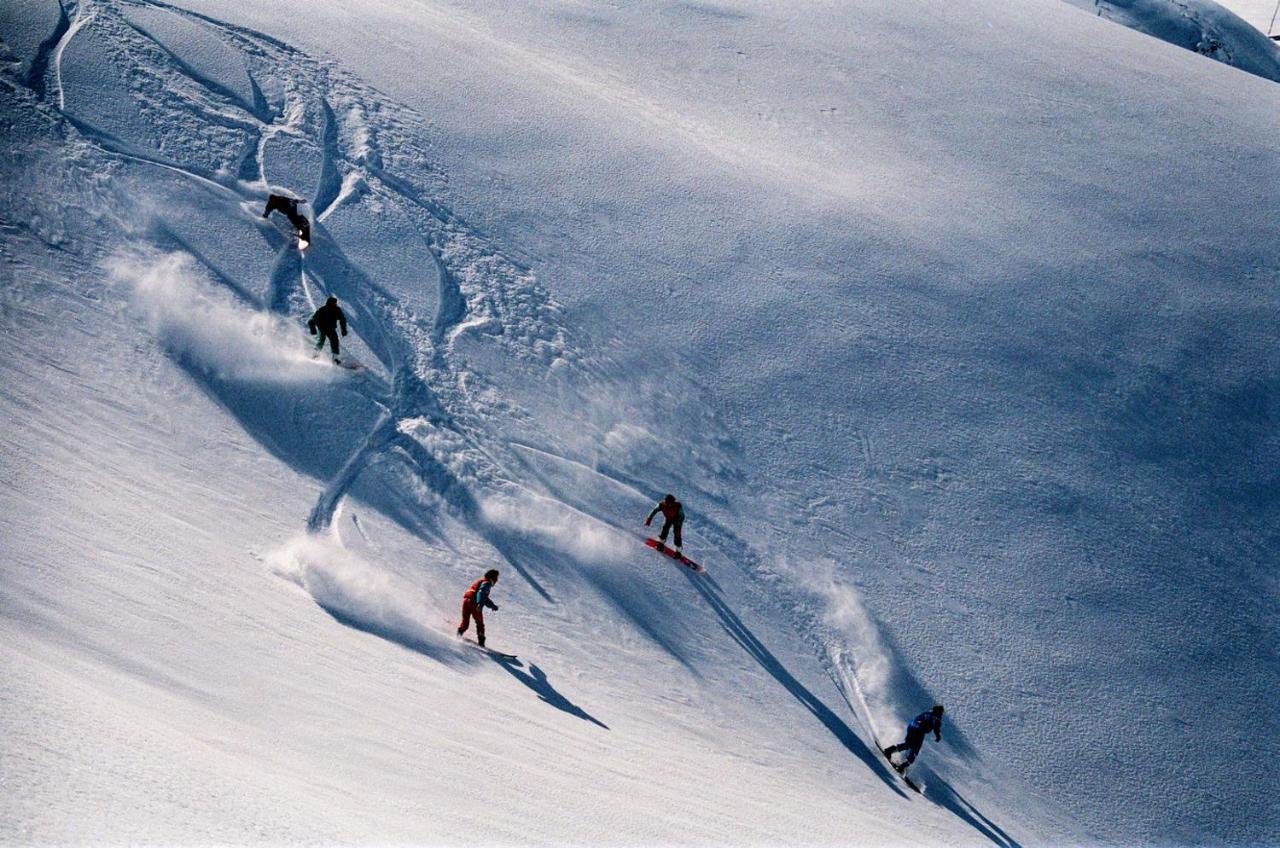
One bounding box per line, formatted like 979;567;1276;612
316;603;468;668
684;572;904;795
488;654;609;730
924;774;1023;848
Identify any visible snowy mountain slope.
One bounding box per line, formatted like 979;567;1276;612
1213;0;1279;31
1;4;1043;844
2;0;1277;845
155;3;1278;839
1061;0;1280;81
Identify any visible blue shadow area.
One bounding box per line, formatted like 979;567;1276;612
685;571;905;796
316;603;466;669
489;654;609;730
925;774;1023;848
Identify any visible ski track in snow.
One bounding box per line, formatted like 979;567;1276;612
2;2;1034;843
13;0;624;644
26;0;580;546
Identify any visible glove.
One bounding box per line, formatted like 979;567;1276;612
644;518;651;527
490;603;499;611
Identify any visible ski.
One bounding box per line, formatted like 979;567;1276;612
479;647;518;661
310;352;363;371
645;537;704;572
463;639;517;661
881;748;922;794
452;622;517;660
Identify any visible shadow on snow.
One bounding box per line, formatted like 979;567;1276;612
685;571;906;797
488;654;610;730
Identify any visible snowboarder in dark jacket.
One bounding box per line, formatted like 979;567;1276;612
307;297;348;363
884;705;944;773
262;193;311;246
457;569;500;647
645;494;685;552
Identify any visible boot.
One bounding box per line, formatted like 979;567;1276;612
477;635;485;647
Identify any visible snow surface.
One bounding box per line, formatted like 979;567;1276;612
1213;0;1280;32
2;0;1278;845
0;0;66;88
1061;0;1280;82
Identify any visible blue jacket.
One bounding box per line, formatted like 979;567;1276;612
465;578;499;611
910;710;943;741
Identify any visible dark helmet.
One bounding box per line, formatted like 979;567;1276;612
326;296;338;306
932;704;945;714
664;493;676;503
484;568;500;581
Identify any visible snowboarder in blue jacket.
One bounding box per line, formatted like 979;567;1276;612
883;705;944;773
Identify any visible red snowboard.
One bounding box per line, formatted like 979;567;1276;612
645;538;705;573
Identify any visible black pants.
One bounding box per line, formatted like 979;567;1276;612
885;726;926;764
659;517;683;548
291;214;311;243
264;195;310;242
315;327;340;355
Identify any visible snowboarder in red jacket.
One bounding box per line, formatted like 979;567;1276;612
645;494;684;552
457;569;500;647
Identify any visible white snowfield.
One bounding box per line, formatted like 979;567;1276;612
0;1;1276;845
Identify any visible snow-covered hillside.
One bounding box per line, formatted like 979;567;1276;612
1062;0;1280;82
1213;0;1278;31
2;0;1277;845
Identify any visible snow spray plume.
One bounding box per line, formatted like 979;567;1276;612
563;365;742;504
269;534;467;664
107;249;332;382
768;553;914;741
821;576;907;740
480;491;632;564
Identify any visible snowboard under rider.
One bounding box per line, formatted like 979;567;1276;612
883;704;944;773
645;494;684;552
457;569;500;647
308;297;348;363
262;193;311;245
